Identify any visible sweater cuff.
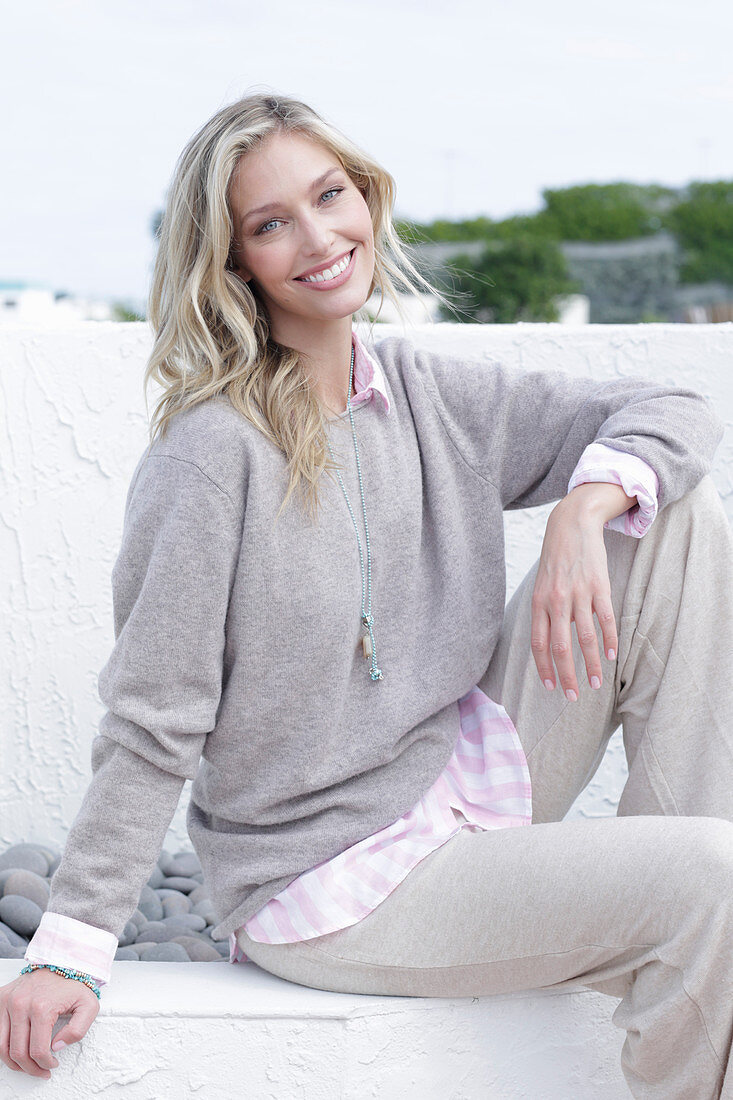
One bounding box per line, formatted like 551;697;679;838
568;442;660;538
23;911;118;987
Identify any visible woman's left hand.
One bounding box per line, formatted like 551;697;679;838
529;483;636;700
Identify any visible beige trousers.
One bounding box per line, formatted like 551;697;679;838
238;476;733;1100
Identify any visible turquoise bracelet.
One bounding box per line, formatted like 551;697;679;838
20;963;101;1000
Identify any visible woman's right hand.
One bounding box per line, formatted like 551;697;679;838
0;968;100;1079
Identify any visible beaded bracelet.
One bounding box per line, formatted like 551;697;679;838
20;963;101;1000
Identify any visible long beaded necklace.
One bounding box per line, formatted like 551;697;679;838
325;343;383;682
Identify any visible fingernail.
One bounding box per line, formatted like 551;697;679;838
52;1040;67;1052
565;689;578;702
607;649;616;661
543;679;554;691
590;676;601;690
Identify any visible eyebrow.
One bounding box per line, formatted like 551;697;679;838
241;167;345;226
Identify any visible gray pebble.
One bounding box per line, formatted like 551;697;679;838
112;941;138;959
114;947;139;961
2;870;49;911
162;895;191;918
146;865;165;889
0;920;27;947
134;921;170;944
137;884;164;922
0;869;19;894
0;943;27;959
157;852;178;876
141;942;190;963
169;853;201;877
0;847;48;876
129;907;148;931
162;913;206;933
159;876;198;894
22;843;58;864
118;920;139;948
173;928;217;944
188;885;210;905
135;942;160;958
0;841;227;969
191;900;215;921
170;936;222;961
0;895;43;937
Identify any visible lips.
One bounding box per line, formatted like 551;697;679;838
294;248;355;282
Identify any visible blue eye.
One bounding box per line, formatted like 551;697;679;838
257;218;281;235
255;186;345;235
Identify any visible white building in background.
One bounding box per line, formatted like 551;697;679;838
554;293;591;325
0;281;114;324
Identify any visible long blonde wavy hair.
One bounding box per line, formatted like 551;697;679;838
145;91;453;522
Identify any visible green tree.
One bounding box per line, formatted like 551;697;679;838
666;181;733;284
400;182;681;247
438;237;581;323
535;183;677;241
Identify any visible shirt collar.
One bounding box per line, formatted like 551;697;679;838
350;328;392;415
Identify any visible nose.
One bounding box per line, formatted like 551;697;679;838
298;209;335;257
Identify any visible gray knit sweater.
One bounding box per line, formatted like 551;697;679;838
46;335;723;943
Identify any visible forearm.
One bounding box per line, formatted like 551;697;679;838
44;735;186;940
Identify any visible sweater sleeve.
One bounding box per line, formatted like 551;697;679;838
406;344;723;512
39;453;244;948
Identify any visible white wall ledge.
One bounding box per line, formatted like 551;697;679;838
2;322;732;1096
0;960;627;1098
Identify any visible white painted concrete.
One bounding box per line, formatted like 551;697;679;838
0;960;627;1098
2;321;731;852
1;322;731;1097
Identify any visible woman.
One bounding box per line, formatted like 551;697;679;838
1;92;731;1098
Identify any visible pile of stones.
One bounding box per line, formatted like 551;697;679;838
0;842;230;965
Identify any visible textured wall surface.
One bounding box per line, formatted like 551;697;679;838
0;959;628;1098
1;322;731;852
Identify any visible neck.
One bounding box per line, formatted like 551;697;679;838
270;316;355;415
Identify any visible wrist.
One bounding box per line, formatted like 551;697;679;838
562;482;638;526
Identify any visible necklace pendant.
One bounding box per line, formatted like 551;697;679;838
370;667;383;681
362;634;373;660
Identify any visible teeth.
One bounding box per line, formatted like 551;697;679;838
300;251;351;283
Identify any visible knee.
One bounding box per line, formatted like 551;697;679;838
681;817;733;900
660;474;723;522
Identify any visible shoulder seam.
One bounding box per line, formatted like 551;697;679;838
145;453;239;511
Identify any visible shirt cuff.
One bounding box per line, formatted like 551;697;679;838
568;442;660;538
24;912;118;987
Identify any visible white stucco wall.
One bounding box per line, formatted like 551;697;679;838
0;959;628;1099
1;321;731;853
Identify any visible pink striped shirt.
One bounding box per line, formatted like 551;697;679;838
25;330;660;985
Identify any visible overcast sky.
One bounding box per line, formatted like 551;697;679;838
3;0;732;305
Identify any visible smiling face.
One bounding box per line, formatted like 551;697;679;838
228;130;376;345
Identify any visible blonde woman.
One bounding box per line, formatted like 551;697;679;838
2;92;732;1099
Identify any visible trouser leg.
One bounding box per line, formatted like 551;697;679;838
478;471;733;1094
479;473;733;824
241;477;733;1098
240;815;733;1099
